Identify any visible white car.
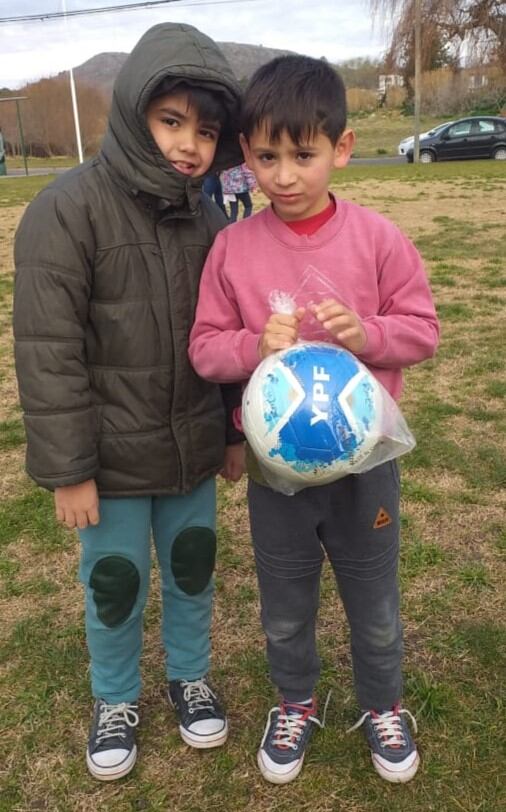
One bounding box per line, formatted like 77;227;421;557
398;122;454;156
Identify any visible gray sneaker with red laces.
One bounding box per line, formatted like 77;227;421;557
257;699;324;784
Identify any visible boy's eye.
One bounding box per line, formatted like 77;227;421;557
297;151;313;161
162;116;179;128
200;128;219;141
258;153;275;163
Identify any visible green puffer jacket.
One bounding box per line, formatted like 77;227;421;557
13;23;243;496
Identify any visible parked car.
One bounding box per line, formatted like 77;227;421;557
398;121;453;156
404;116;506;163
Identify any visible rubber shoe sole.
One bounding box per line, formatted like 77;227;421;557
257;748;304;785
179;721;228;749
86;744;137;781
372;749;420;783
167;690;228;749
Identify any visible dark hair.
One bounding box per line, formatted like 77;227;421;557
148;80;228;127
241;55;347;145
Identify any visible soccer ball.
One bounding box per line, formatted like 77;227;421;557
242;342;384;489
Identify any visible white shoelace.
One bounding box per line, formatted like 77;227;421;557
97;702;139;743
347;707;417;748
181;679;217;715
262;691;332;751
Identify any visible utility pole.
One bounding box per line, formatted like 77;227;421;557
413;0;422;163
62;0;84;163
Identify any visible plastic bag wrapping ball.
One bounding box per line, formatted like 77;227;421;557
242;342;415;494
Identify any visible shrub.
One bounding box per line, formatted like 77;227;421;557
346;88;377;114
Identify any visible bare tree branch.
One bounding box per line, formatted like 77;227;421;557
370;0;506;72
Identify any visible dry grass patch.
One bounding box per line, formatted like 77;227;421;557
0;447;26;498
0;539;81;632
405;499;505;554
0;372;21;422
0;207;23;429
334;180;506;242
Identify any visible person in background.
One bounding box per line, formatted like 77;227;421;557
220;162;256;221
0;127;7;176
13;22;244;782
203;170;227;216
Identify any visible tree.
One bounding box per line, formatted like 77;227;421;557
337;58;382;90
371;0;426;159
372;0;506;76
371;0;505;158
1;77;109;157
395;24;460;100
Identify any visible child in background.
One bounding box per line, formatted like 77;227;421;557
190;55;439;785
14;22;244;781
0;126;7;176
203;170;228;216
220;162;256;221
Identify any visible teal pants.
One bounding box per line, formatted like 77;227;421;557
78;479;216;704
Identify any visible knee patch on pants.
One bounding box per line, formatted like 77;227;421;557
171;527;216;595
89;556;140;627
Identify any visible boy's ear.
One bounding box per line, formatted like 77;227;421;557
239;133;253;168
333;129;355;169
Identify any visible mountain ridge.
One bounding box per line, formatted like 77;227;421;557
66;42;299;96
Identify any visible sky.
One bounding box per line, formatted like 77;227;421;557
0;0;392;89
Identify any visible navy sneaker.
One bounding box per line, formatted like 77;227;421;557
348;704;420;783
86;699;139;781
257;698;323;784
168;677;228;748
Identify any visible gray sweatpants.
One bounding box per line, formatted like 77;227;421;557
247;461;403;710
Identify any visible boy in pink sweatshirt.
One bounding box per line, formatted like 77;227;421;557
189;55;439;786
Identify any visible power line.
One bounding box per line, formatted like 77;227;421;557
0;0;261;25
0;1;182;23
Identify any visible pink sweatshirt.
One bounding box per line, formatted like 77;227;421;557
189;199;439;401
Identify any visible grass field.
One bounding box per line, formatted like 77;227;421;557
0;162;505;812
1;156;79;171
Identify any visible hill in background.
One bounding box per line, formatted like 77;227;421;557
67;42;297;97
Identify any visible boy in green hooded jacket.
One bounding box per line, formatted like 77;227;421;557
13;23;244;780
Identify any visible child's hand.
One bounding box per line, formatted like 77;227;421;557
311;299;367;354
54;479;100;530
220;443;246;482
259;308;305;359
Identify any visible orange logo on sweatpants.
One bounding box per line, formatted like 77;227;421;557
373;507;392;529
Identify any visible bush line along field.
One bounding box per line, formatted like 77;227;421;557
0;162;505;812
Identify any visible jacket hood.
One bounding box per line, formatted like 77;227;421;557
100;22;243;208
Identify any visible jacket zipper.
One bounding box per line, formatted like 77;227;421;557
156;220;185;490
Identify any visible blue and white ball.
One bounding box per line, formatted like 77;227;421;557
242;343;383;488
